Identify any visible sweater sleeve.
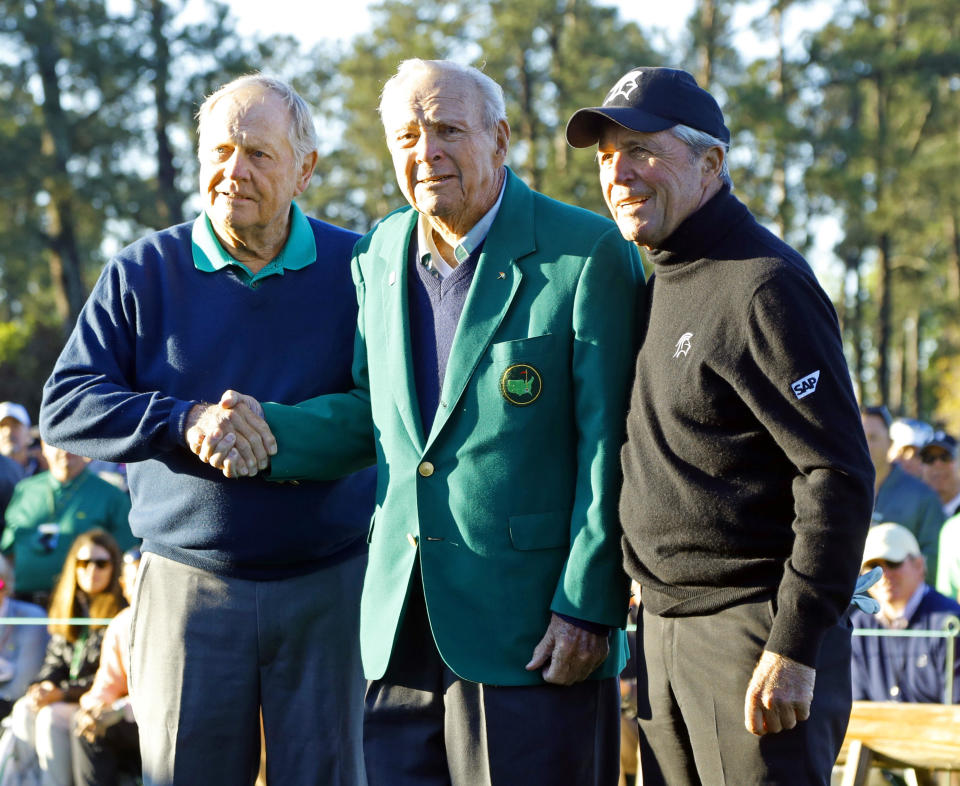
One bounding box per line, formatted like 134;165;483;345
736;271;874;666
265;251;377;481
40;259;198;463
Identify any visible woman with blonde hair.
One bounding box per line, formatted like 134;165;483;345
9;528;125;786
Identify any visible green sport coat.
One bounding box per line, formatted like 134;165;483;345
265;169;645;685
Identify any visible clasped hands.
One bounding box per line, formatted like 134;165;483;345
186;400;607;685
185;390;275;478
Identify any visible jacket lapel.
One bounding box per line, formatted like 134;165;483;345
426;170;535;448
379;210;426;450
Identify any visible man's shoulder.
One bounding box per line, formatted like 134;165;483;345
7;598;47;619
79;470;130;501
884;465;940;501
109;221;194;274
305;215;362;248
8;471;50;496
916;586;960;620
354;205;415;256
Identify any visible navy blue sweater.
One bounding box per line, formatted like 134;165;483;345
40;219;375;580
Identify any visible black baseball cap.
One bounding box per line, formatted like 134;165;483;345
565;67;730;148
920;431;958;460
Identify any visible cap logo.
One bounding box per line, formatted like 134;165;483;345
605;70;644;105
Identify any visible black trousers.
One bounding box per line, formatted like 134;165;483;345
635;599;853;786
71;719;141;786
364;575;621;786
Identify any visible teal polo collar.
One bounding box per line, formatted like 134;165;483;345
191;202;316;284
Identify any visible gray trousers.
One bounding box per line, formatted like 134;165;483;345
129;550;367;786
364;575;620;786
636;599;853;786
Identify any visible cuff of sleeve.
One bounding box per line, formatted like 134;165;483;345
169;399;201;449
555;612;611;636
765;614;827;668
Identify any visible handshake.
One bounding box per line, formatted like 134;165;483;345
185;390;277;479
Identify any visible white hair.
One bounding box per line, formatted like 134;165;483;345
379;59;507;132
671;124;733;188
196;74;318;170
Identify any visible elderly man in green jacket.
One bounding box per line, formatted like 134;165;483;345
193;58;644;785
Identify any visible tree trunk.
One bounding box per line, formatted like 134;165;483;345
771;4;791;238
151;0;183;226
696;0;717;88
874;71;891;406
33;0;86;326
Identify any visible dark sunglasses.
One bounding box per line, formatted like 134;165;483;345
76;558;112;570
863;559;904;572
921;453;954;465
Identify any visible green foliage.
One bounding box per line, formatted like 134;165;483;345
1;0;960;421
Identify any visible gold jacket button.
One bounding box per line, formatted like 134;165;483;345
418;461;434;477
406;533;419;548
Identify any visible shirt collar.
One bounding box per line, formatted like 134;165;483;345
191;202;316;283
878;583;928;629
416;173;506;279
944;491;960;517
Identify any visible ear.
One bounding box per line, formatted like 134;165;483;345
494;119;510;163
701;145;724;183
294;150;319;196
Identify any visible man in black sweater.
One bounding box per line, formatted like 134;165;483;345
566;68;875;785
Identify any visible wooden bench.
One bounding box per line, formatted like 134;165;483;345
837;701;960;786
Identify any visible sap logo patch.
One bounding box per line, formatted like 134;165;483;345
791;370;821;400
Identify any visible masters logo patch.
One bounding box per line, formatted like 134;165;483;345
500;363;542;406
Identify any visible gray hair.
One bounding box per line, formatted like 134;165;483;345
671;124;733;188
379;59;507;133
196;74;318;170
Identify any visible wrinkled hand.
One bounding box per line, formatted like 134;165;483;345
185;390;276;478
26;681;63;711
525;613;609;685
744;650;816;736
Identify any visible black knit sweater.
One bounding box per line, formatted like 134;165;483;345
619;185;874;667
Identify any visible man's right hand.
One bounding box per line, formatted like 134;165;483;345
185;391;276;478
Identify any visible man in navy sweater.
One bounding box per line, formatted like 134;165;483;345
566;68;874;784
39;75;374;786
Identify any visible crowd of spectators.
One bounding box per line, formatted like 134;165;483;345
2;389;960;785
0;400;139;785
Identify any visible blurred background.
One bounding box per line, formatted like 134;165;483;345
1;0;959;428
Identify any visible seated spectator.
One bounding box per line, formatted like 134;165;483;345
921;431;960;519
0;556;48;719
888;417;935;480
1;441;134;607
0;403;39;479
71;546;141;786
9;529;125;786
862;406;944;579
850;522;960;704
